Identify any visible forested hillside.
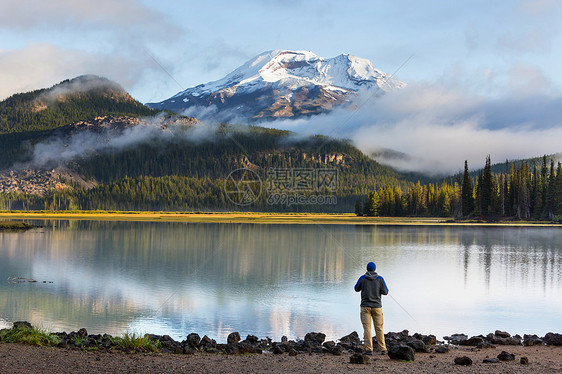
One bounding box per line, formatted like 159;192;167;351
0;75;156;134
0;76;158;169
472;153;562;176
0;125;414;212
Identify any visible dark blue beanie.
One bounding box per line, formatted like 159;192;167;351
367;262;376;271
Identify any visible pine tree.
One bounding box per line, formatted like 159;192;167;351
461;160;474;217
555;162;562;219
531;162;540;218
517;162;531;219
363;194;372;216
546;160;556;220
363;192;380;217
475;171;483;216
540;155;548;218
481;155;494;216
354;198;363;216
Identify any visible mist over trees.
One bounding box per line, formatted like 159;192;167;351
0;80;156;135
0;126;415;213
0;77;560;218
0;77;158;169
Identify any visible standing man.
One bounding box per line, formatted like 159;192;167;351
354;261;388;354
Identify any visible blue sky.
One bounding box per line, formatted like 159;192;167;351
1;0;561;102
2;0;562;171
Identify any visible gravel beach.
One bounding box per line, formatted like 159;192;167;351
1;343;561;373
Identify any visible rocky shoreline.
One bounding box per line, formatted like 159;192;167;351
2;322;562;373
2;321;561;363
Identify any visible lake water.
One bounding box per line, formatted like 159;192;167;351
1;220;561;342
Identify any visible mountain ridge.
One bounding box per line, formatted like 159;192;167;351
0;75;157;135
0;75;161;169
147;50;405;122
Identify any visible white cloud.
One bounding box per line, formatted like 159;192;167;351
495;28;553;55
0;43;151;100
261;77;562;175
27;116;219;169
0;0;175;36
519;0;562;15
464;1;562;58
505;63;554;95
0;0;186;101
352;115;562;175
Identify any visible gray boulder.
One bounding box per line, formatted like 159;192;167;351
459;336;485;346
227;332;241;344
523;334;543;346
77;328;88;338
349;353;369;364
13;321;32;330
413;333;436;345
454;356;473;365
497;351;515;361
244;335;259;345
543;332;562;346
200;335;217;348
487;332;521;345
272;344;284;354
388;344;415;361
476;341;495;349
444;333;468;345
405;338;427;352
495;330;511;338
435;345;449;353
186;333;200;348
339;331;361;345
304;332;326;346
331;344;344;355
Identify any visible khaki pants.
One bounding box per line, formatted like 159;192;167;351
360;306;386;352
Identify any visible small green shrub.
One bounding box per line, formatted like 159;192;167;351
0;326;60;346
71;334;85;347
112;332;162;352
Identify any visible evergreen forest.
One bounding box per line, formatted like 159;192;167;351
356;155;562;221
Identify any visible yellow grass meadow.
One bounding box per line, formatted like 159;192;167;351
0;211;559;227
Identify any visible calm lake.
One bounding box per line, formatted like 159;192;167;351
1;220;561;342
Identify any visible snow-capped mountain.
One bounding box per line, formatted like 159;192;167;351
147;50;406;122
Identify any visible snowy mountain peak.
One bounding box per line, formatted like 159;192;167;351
148;50;405;122
172;50;405;98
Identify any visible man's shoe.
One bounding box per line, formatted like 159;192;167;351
362;351;373;355
380;350;388;355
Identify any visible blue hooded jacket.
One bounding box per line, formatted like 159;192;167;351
354;263;388;308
